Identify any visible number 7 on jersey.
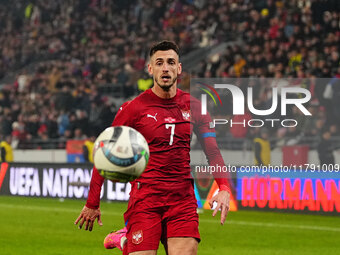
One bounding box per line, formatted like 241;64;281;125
165;124;175;145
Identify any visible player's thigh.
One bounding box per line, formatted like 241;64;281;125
164;194;200;241
129;250;157;255
167;237;198;255
126;211;162;253
125;183;163;253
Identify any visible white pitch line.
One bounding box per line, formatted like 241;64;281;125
0;203;123;216
1;203;339;232
200;219;340;232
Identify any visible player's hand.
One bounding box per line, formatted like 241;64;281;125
209;190;230;225
74;206;103;231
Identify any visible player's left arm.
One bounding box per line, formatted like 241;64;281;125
199;135;231;225
75;167;104;231
75;106;139;230
193;99;231;225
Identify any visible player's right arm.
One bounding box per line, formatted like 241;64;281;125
74;163;105;231
75;101;136;231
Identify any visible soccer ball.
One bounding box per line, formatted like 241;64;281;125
93;126;149;182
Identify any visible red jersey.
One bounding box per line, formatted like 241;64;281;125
86;88;230;209
113;89;200;182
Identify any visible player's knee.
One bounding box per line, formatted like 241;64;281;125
167;237;198;255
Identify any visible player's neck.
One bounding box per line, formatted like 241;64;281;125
151;84;177;99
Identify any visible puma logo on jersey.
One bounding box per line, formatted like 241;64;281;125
147;113;157;122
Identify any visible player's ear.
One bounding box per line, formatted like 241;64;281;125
147;63;153;75
178;62;182;75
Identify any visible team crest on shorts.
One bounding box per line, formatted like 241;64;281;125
181;110;191;121
132;230;143;244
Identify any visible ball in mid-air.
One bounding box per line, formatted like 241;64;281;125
93;126;149;182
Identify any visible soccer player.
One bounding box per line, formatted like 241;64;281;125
75;41;231;255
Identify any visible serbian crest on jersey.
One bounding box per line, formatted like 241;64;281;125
181;110;191;121
132;230;143;244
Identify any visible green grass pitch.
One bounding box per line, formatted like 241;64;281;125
0;195;340;255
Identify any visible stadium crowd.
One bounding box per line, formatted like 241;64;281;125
0;0;339;149
196;0;340;144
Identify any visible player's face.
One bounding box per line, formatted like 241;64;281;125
148;50;182;92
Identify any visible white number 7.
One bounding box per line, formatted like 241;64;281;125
165;124;175;145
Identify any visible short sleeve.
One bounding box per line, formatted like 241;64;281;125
112;101;138;128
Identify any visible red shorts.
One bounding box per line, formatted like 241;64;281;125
123;180;200;254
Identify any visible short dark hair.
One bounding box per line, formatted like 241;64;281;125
149;41;179;57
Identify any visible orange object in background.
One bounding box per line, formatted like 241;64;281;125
66;140;86;162
203;181;238;211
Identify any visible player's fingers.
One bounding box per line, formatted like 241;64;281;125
85;218;90;231
74;214;81;225
209;198;215;209
222;210;228;226
78;217;85;229
212;202;221;217
220;204;228;225
89;220;94;231
97;214;103;226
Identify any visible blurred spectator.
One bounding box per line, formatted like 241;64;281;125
137;72;153;91
254;128;271;166
0;136;14;162
74;110;89;136
330;124;340;137
317;130;335;165
58;129;73;147
55;86;74;112
74;128;87;140
57;111;70;137
0;112;12;137
83;135;96;163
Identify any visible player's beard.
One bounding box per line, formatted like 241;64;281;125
155;76;177;92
